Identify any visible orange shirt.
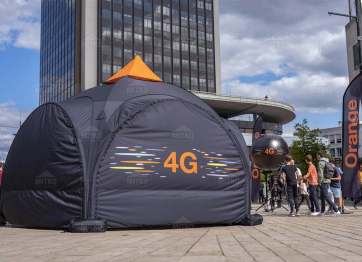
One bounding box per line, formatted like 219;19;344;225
308;164;318;185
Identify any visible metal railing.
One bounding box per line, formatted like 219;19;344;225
189;90;295;113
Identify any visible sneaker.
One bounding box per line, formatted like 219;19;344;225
310;212;320;216
307;210;312;215
296;212;300;217
332;211;341;217
353;204;358;210
316;212;325;217
344;207;350;211
289;212;295;217
327;208;333;214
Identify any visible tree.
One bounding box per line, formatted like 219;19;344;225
289;119;329;174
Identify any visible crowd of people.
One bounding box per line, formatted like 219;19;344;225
258;150;361;217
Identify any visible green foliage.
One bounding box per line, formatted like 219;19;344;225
289;119;329;175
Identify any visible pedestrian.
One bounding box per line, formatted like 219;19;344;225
298;178;311;212
329;158;342;213
353;165;362;209
302;155;320;216
316;151;340;216
259;184;264;203
281;154;301;217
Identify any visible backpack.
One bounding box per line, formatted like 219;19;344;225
323;161;334;179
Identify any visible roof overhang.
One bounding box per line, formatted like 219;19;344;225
191;91;296;125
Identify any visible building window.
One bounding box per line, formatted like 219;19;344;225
172;9;179;18
124;14;132;24
198;16;204;24
208;79;214;88
173;41;180;50
113;30;122;39
124;31;132;41
144;35;152;45
330;148;335;157
205;3;212;10
103;9;111;19
200;78;206;87
181;43;188;52
197;1;204;9
163;6;170;16
335;134;341;143
164;73;172;83
206;18;212;26
198;31;205;40
173;74;180;84
182;76;189;86
154;38;162;47
164;56;171;65
191;77;198;86
173;58;180;67
337;148;342;157
163;23;171;32
172;25;179;34
190;29;196;38
182;59;189;68
190;61;197;70
145;19;152;28
154;54;162;63
124;49;132;58
164;39;171;49
190;45;197;53
329;135;335;144
181;11;188;20
206;33;213;42
154;21;161;30
190;14;196;22
145;53;152;62
134;34;142;43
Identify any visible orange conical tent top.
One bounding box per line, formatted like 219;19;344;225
106;55;163;84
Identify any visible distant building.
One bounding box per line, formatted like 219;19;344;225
319;121;362;165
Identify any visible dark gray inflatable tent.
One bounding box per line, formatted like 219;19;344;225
0;56;251;229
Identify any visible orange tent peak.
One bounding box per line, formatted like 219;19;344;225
106;55;163;84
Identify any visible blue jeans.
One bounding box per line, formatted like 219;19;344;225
320;183;337;212
309;185;320;212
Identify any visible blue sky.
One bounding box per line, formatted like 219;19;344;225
0;0;353;160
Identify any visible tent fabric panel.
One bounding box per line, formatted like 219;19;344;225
95;100;247;227
0;103;84;228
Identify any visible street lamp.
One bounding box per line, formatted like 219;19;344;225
329;0;362;73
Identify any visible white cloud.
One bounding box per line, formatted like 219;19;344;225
0;0;41;50
219;0;350;114
222;73;348;113
0;101;30;161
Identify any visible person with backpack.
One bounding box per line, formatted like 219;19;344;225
316;151;340;216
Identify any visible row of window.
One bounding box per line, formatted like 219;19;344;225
324;134;341;144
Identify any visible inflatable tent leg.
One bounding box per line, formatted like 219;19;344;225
69;219;107;233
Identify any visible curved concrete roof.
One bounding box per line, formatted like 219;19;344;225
191;91;296;125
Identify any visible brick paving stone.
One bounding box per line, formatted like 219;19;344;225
1;202;362;262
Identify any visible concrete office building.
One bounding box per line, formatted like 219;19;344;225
39;0;221;103
39;0;296;137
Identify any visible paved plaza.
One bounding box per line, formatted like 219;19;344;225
0;203;362;262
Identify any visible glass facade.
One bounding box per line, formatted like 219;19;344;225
100;0;216;92
40;0;76;104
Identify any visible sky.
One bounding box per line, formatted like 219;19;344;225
0;0;354;160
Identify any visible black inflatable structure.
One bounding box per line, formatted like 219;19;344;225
250;134;289;171
0;57;251;229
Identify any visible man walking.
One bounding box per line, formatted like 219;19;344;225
329;158;342;213
317;151;340;216
302;155;320;216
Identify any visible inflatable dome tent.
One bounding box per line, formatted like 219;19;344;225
0;56;251;229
